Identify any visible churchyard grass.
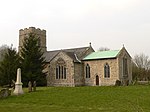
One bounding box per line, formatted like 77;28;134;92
0;85;150;112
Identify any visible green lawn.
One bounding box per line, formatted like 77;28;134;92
0;86;150;112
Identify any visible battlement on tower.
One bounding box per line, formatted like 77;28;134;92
19;27;47;53
19;27;46;36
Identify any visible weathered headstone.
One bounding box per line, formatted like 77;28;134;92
0;88;11;98
33;81;36;92
28;81;32;92
13;68;24;95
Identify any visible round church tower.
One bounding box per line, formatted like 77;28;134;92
18;27;47;53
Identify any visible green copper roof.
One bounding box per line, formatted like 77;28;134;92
83;50;120;60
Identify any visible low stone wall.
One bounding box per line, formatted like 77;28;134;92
137;81;149;85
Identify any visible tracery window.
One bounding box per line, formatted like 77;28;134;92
55;58;67;79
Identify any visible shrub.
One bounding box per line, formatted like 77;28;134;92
115;80;121;86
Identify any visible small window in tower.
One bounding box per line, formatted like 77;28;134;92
38;37;41;47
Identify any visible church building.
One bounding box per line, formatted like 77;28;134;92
19;27;132;86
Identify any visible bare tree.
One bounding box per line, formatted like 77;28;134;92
133;53;150;81
98;47;110;51
134;53;150;69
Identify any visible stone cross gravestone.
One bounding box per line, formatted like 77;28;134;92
13;68;24;95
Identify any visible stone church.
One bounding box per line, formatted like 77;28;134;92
19;27;132;86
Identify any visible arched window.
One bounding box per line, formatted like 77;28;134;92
56;65;59;79
123;57;128;77
64;67;67;79
58;66;61;79
86;64;90;78
55;58;67;79
104;63;110;78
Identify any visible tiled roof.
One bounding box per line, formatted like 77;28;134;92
83;50;120;60
43;46;92;62
43;50;59;62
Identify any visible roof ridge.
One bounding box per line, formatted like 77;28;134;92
96;50;120;53
46;50;60;53
96;50;120;52
47;46;90;52
62;46;89;50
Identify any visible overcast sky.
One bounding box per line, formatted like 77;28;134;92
0;0;150;57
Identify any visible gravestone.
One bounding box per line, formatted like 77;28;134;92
28;81;32;92
13;68;24;95
0;88;11;98
33;81;36;92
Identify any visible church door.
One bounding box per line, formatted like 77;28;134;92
96;75;99;85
